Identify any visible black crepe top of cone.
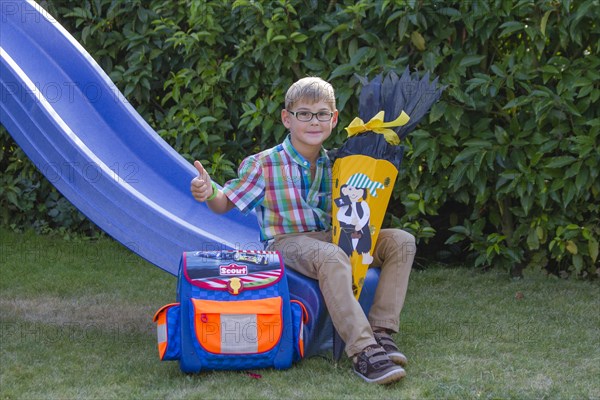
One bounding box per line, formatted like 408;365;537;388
333;67;443;170
333;131;405;170
357;67;444;140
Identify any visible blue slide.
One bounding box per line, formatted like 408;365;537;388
0;0;262;273
1;0;380;356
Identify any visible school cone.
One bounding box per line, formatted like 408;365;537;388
332;137;403;299
331;68;444;361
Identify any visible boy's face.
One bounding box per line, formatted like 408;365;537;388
281;100;338;158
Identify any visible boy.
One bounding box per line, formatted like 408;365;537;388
190;77;415;384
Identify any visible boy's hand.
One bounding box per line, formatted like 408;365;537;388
191;160;215;202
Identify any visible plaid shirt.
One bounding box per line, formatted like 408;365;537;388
222;135;332;242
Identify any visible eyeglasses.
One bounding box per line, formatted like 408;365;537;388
287;110;334;122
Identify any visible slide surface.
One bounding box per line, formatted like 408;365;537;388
0;0;261;275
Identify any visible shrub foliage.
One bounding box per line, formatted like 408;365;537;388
1;0;598;276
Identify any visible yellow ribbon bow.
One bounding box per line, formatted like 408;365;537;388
344;110;410;145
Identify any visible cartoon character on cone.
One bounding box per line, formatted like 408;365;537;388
332;143;401;298
336;173;382;266
331;68;444;300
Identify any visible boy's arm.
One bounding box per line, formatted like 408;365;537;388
191;160;235;214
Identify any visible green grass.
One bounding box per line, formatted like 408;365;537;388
1;229;599;399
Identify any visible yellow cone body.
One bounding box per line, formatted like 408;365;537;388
331;154;398;299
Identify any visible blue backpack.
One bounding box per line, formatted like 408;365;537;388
153;250;307;372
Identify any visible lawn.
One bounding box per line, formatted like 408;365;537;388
0;229;598;399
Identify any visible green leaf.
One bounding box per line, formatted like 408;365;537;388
498;21;525;37
503;96;530;109
445;233;465;244
418;199;426;214
449;163;468;190
301;59;326;70
520;194;534;215
453;146;483;164
573;254;584;273
329;64;354;80
199;116;218;124
527;228;540;250
536;226;546;242
6;191;19;208
449;225;469;235
463;139;492;148
410;31;426;51
349;47;374;66
459;55;485;68
540;10;552;37
490;64;506;78
544;156;576;169
589;238;599;262
407;193;421;201
429;101;447;123
289;32;308;43
437;7;461;18
270;35;287;43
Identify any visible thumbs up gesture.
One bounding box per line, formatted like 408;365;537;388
190;160;215;202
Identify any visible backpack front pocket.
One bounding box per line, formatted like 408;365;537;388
191;297;283;355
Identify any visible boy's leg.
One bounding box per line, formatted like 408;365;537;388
268;231;377;356
368;229;415;333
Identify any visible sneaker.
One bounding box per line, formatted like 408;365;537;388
373;330;408;366
353;345;406;384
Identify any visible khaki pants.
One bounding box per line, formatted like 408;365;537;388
267;229;415;357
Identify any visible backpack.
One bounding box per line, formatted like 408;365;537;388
153;250;308;372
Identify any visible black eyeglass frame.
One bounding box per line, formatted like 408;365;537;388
286;109;334;122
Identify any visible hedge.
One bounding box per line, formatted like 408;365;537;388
1;0;598;277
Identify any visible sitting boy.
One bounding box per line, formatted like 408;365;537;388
190;77;415;384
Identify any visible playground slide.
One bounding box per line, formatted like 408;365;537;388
1;0;383;356
0;0;262;275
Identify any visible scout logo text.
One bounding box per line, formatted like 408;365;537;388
219;264;248;276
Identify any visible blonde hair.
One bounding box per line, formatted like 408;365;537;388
285;77;336;110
